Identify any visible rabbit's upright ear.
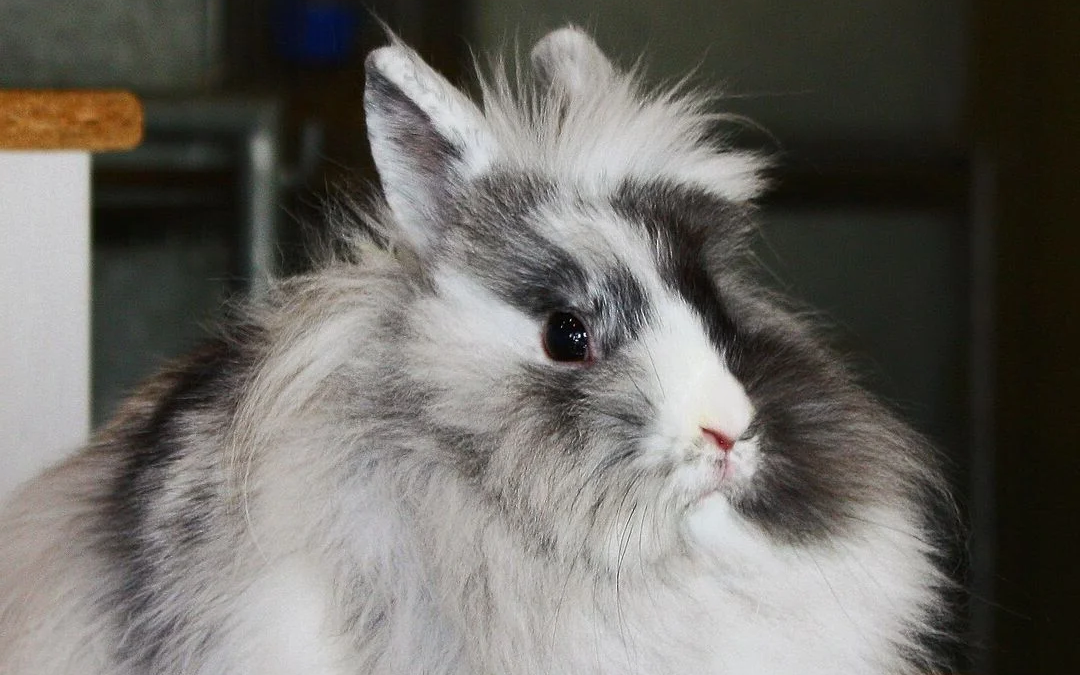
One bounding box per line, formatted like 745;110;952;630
530;26;616;96
364;44;494;256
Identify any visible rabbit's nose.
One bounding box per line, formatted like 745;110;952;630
700;426;735;453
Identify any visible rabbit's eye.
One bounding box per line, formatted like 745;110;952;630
543;312;592;363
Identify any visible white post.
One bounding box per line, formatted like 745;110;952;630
0;151;91;498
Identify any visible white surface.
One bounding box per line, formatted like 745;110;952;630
0;151;90;498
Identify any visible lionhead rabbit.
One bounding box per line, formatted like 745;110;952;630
0;27;955;675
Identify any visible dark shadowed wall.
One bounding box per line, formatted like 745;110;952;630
974;0;1080;672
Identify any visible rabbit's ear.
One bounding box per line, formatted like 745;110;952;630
531;26;616;96
364;44;494;256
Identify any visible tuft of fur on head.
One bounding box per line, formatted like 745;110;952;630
476;26;765;202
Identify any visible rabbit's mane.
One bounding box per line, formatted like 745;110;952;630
473;57;765;203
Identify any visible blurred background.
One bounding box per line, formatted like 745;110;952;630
1;0;1076;672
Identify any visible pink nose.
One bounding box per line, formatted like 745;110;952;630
701;427;735;452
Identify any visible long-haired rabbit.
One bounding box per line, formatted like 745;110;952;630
0;27;955;675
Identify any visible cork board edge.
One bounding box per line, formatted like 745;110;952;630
0;90;144;152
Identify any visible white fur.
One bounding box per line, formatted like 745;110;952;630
485;28;766;202
368;26;765;210
0;451;122;674
226;559;352;675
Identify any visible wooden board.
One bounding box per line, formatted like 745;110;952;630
0;90;142;151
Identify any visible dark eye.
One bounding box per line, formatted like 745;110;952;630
543;311;592;363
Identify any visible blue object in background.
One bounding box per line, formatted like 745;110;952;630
272;0;361;67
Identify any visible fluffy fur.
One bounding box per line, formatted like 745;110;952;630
0;27;954;674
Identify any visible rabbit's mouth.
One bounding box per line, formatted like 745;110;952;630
675;434;760;509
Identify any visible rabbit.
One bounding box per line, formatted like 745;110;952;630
0;26;956;675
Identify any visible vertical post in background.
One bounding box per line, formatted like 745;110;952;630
0;152;91;497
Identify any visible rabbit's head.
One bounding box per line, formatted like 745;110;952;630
363;28;943;572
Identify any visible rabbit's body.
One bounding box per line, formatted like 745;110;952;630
0;28;953;675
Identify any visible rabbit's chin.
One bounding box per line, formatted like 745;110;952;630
683;491;777;565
